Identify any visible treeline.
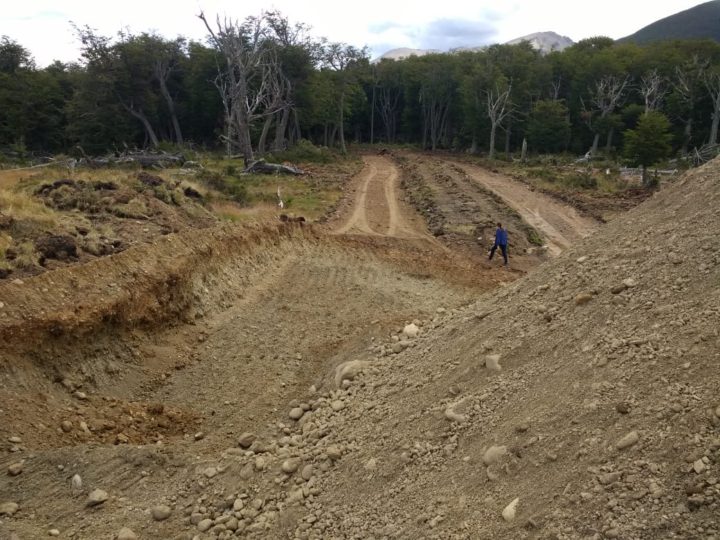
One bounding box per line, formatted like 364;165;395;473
2;12;720;161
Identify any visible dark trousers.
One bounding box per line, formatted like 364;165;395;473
489;243;508;265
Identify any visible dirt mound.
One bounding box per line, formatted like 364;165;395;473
284;158;719;538
1;155;717;539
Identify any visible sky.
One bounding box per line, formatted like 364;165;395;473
0;0;709;66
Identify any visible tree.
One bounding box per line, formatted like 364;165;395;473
323;43;367;154
486;79;512;159
583;75;630;154
527;100;570;153
200;12;282;161
623;111;672;186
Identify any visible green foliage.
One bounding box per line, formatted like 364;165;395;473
196;169;248;204
623;112;673;184
527;100;571;153
272;139;336;163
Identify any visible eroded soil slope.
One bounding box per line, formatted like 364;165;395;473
2;154;716;540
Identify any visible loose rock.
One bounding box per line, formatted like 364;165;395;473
0;502;19;516
151;504;172;521
482;445;507;466
616;431;639;450
238;432;256;448
7;462;23;476
87;489;109;507
117;527;138;540
502;498;519;522
289;407;305;421
485;355;502;372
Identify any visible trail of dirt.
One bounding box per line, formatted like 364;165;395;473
332;155;428;239
454;161;599;255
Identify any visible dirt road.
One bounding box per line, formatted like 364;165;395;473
332;155;428;239
454;161;599;255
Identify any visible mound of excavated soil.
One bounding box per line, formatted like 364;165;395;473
1;157;718;539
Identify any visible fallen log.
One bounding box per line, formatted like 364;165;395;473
244;159;304;176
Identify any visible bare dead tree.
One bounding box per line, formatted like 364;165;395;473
583;75;630;154
673;56;708;154
154;55;183;146
550;76;562;101
199;11;282;164
324;43;366;154
486;82;512;159
378;84;401;144
703;68;720;146
640;69;667;114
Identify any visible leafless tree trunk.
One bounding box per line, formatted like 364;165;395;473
257;115;273;155
674;63;701;154
551;76;562;101
123;102;159;147
703;70;720;146
200;11;282;164
154;59;183;145
273;106;291;151
420;88;451;151
487;82;512;159
378;86;401;143
583;75;629;155
640;69;666;114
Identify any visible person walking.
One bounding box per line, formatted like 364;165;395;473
488;222;508;267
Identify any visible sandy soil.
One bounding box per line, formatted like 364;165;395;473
0;153;632;540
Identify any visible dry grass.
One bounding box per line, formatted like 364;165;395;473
0;189;60;228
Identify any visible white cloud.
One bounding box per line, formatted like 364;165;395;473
0;0;706;66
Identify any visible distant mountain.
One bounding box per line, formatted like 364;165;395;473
375;47;437;61
375;30;573;62
505;31;574;53
619;0;720;44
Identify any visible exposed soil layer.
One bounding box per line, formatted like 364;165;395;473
3;154;716;540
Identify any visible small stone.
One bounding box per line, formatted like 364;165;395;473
693;459;707;474
605;528;620;539
151;504;172;521
402;323;420;339
0;502;19;516
598;472;622;485
610;284;627;294
616;431;639;450
482;446;507;466
115;433;129;444
301;464;314;480
615;402;630;414
622;278;637;288
48;530;60;537
281;458;300;474
197;518;213;532
502;498;519;522
233;498;244;511
330;400;345;412
117;527;138;540
203;467;218;478
61;420;73;433
326;445;343;461
86;489;109;507
289;408;304;421
7;462;23;476
194;432;204;441
485;354;502;372
237;432;256;448
714;405;720;419
7;436;21;444
74;391;88;400
71;474;83;491
574;293;594;305
576;256;588;263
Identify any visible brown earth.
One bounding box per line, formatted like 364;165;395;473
1;154;718;540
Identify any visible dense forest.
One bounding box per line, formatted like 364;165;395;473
2;11;720;164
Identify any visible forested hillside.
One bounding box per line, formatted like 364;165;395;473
619;0;720;44
2;11;720;161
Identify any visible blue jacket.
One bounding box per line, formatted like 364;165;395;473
494;227;508;246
